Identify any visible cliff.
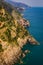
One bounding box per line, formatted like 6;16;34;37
0;0;39;65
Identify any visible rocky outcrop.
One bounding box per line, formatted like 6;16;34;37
19;18;30;27
0;0;39;65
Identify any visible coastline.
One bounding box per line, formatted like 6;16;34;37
0;0;39;65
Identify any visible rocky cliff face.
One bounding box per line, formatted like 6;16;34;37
0;0;39;65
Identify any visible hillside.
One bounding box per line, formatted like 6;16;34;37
6;0;31;13
0;0;39;65
6;0;30;9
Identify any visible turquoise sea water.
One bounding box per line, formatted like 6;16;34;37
22;7;43;65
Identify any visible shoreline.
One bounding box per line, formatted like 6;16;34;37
0;0;39;65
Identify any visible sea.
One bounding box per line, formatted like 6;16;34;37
23;7;43;65
19;7;43;65
15;7;43;65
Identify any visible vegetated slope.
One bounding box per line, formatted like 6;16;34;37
6;0;30;9
0;0;39;65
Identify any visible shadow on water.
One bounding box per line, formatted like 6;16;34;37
14;42;38;65
14;7;43;65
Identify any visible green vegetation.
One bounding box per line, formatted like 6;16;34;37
0;3;29;52
5;29;12;42
0;1;38;65
0;35;6;41
0;44;3;52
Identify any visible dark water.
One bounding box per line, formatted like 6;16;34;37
15;7;43;65
22;7;43;65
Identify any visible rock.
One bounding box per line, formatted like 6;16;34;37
19;18;30;27
17;37;27;48
22;53;26;58
24;50;30;54
20;60;23;64
28;36;39;45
